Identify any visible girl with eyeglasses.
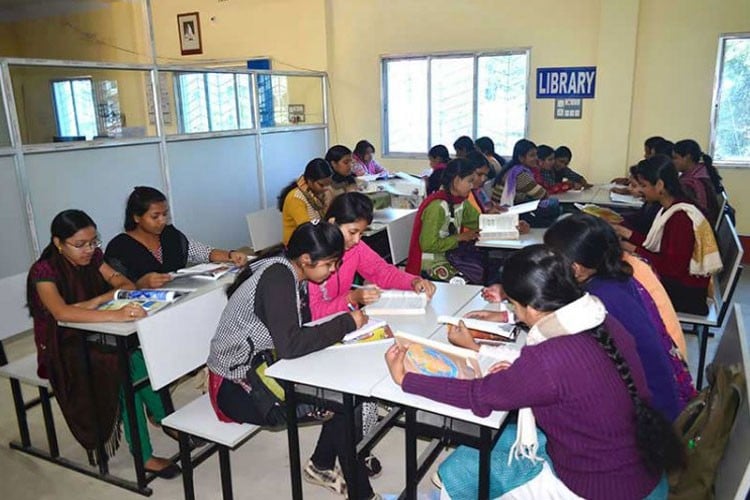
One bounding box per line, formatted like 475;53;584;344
27;209;181;478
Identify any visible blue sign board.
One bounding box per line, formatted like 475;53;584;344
536;66;596;99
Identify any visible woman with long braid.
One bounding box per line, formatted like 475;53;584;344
385;245;682;499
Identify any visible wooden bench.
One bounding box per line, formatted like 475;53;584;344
0;272;60;459
713;303;750;499
137;285;260;500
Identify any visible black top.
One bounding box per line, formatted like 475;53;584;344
332;171;357;188
105;224;189;282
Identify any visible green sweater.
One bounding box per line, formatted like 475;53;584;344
418;199;479;279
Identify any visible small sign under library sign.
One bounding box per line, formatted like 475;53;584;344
555;99;582;119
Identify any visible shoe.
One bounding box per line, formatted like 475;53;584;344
163;427;207;448
303;460;346;495
431;470;443;489
145;462;182;479
364;454;382;478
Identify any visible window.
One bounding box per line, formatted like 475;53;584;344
382;51;529;156
712;35;750;165
176;72;253;133
51;78;98;140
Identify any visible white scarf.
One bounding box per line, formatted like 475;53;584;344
507;293;607;465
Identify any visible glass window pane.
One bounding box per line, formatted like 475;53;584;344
206;73;238;131
52;81;77;137
271;75;289;125
178;73;209;133
477;54;528;156
386;59;428;153
0;97;10;147
431;57;474;151
236;74;253;129
713;37;750;164
71;79;98;140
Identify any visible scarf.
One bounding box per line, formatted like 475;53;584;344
41;251;122;460
296;176;328;220
405;190;467;275
508;293;607;465
500;164;531;207
642;202;722;276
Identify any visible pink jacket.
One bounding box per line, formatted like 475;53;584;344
352;154;388;176
308;241;417;319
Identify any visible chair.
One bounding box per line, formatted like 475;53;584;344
678;214;744;388
138;286;260;500
0;272;60;459
712;304;750;499
716;191;728;231
246;207;283;254
386;210;417;266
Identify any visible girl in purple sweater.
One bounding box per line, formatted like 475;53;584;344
385;246;682;499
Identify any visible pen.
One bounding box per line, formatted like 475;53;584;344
347;303;357;312
350;284;379;290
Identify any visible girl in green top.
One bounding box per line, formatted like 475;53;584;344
406;159;481;282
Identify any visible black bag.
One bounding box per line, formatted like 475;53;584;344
246;350;287;427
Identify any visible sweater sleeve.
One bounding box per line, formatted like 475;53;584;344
358;242;417;290
515;171;547;201
255;264;356;359
285;194;312;228
402;348;559;417
419;201;459;253
631;213;695;280
460;201;480;230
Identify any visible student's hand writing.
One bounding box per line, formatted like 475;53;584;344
480;284;505;303
348;286;381;305
229;251;248;266
457;229;479;242
140;272;172;289
464;310;509;323
517;220;531;235
116;303;147;322
487;361;512;374
611;224;632;240
447;321;480;351
349;309;369;329
411;278;436;299
385;343;407;386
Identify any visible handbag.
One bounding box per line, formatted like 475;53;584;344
246;350;288;427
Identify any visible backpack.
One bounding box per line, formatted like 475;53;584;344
669;362;746;499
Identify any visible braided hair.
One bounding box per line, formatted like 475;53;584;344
502;245;684;473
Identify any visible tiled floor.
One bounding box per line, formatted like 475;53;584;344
1;274;748;500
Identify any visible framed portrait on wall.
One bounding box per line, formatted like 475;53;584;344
177;12;202;56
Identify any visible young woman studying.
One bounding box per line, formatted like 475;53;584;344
475;136;505;179
386;245;682;499
105;186;248;288
308;192;435;319
27;210;179;477
545;214;694;416
535;144;558;189
672;139;722;226
613;156;722;315
405;159;482;283
279;158;334;245
207;221;379;499
327;144;358;196
425;144;451;195
491;139;547;206
351;140;388;177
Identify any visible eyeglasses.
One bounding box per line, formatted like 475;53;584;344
65;239;102;250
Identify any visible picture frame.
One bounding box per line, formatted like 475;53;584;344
288;104;305;124
177;12;202;56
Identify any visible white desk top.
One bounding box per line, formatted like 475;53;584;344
267;282;482;397
552;184;643;208
476;228;546;249
372;207;417;224
59;276;231;337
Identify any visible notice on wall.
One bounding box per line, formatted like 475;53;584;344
536;66;596;99
555;99;582;119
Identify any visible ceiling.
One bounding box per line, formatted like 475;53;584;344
0;0;131;23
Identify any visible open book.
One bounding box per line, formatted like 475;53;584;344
574;203;624;223
479;213;520;241
364;290;428;315
171;263;238;280
97;289;185;315
395;331;494;379
609;191;642;205
437;315;518;343
341;319;393;345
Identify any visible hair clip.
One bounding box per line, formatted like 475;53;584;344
311;218;320;225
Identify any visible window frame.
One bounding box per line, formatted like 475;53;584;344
710;32;750;168
380;49;531;158
50;77;97;139
174;72;255;134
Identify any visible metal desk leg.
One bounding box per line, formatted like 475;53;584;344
343;393;360;500
116;337;147;490
478;426;492;500
285;382;303;500
404;407;418;500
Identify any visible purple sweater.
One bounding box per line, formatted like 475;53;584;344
402;316;661;500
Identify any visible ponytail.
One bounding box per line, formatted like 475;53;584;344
589;324;684;473
674;139;723;194
701;153;724;194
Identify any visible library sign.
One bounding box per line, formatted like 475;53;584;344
536;66;597;120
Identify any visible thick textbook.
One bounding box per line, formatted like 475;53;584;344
365;290;428;315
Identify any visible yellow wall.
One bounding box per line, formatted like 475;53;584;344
150;0;328;71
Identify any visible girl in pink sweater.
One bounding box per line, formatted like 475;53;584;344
308;192;435;320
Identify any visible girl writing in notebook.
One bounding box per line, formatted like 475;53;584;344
386;245;682;499
613;156;722;315
105;186;247;288
28;210;180;478
207;222;378;499
279;158;334;245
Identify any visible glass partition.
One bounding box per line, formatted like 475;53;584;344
259;75;325;128
0;96;10;147
9;65;156;144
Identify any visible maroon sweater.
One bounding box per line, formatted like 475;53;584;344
402;316;661;500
